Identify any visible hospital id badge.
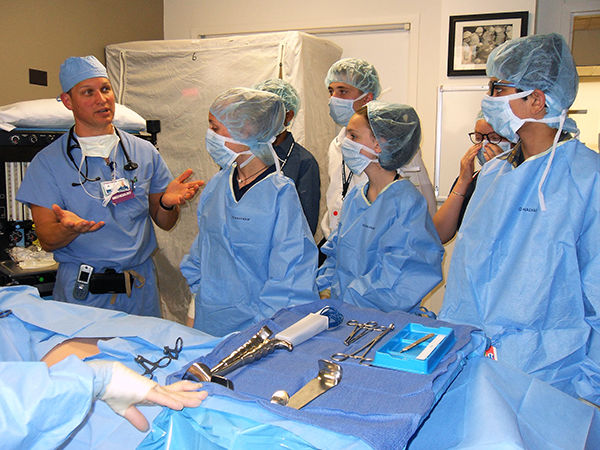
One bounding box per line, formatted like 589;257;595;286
101;178;135;204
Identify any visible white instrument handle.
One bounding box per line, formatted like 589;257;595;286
274;313;329;347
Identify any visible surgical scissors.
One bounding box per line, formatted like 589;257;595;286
333;323;395;364
344;320;384;345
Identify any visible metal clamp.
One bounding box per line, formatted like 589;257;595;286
333;323;395;364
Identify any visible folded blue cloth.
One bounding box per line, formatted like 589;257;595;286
0;285;222;449
408;356;600;449
0;285;220;385
171;300;485;449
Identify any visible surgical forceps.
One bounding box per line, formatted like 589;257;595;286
332;323;395;364
344;320;385;345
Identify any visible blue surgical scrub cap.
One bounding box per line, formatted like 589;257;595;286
325;58;382;99
486;33;578;121
366;101;421;171
210;87;285;165
59;56;108;93
253;78;300;116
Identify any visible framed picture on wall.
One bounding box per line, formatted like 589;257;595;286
448;11;529;76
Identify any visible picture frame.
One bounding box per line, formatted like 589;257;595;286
448;11;529;76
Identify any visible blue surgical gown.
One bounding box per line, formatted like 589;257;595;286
181;165;319;336
1;356;95;450
16;130;173;316
317;179;444;312
440;138;600;404
0;285;219;450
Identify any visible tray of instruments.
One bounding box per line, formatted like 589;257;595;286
372;323;455;374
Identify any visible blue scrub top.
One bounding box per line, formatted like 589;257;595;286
181;165;319;337
317;179;444;312
16;130;172;269
440;139;600;405
16;130;172;315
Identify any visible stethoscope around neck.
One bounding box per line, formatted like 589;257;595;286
67;126;138;186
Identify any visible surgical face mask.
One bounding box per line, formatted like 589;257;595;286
341;137;378;175
476;140;512;166
78;133;119;159
205;128;252;169
480;91;534;143
484;90;572;211
328;92;368;126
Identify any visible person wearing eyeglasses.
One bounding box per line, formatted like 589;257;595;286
432;114;512;244
439;34;600;406
16;56;204;317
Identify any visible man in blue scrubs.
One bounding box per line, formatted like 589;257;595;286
17;56;203;316
440;34;600;405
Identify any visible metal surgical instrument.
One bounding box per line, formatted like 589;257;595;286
344;320;383;345
270;359;343;409
398;333;435;354
332;323;395;364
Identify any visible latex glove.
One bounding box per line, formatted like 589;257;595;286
87;360;207;431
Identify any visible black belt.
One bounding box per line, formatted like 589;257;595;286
89;269;131;294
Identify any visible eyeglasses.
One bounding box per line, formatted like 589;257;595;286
488;80;517;96
469;132;503;144
135;336;183;379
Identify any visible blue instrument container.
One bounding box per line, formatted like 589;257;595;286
372;323;455;374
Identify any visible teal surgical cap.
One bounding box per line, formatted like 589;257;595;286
60;56;108;93
325;58;382;99
253;78;300;115
210;87;285;164
486;33;578;117
367;101;421;171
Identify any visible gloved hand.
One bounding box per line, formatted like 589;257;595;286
86;360;207;431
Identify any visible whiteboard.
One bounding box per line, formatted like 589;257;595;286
434;85;487;200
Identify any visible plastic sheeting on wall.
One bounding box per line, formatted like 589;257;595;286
105;32;342;322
